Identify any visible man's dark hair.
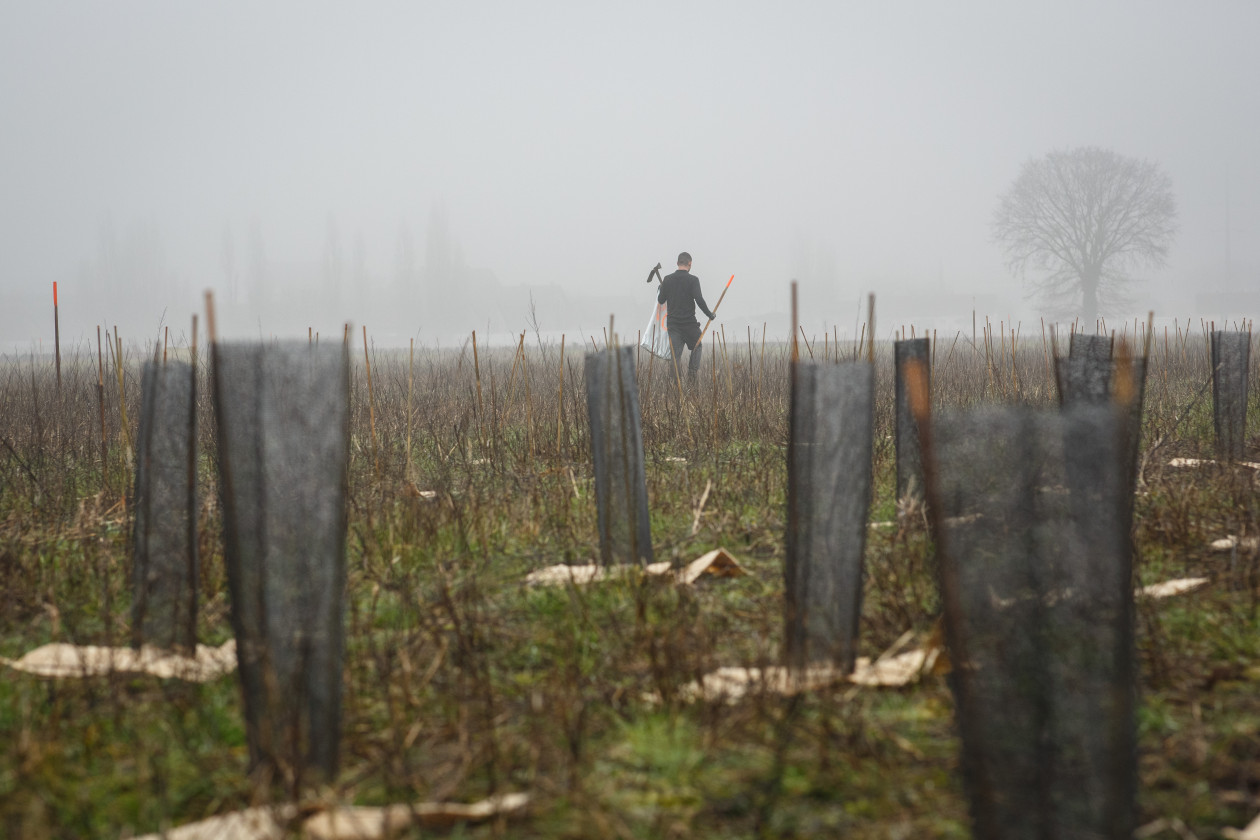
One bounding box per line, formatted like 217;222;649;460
677;252;692;266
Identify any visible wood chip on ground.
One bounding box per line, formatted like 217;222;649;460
130;805;295;840
1169;457;1260;470
1224;811;1260;840
659;629;946;704
129;794;531;840
1138;578;1210;599
1211;535;1260;552
524;548;746;587
1;639;237;681
304;793;531;839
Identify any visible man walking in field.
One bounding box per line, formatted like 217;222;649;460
657;252;715;384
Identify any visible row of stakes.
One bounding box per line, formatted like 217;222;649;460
131;331;1251;835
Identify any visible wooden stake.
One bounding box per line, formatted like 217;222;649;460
644;338;656;405
866;293;875;364
758;323;766;410
204;291;218;345
114;326;132;464
96;325;107;491
798;325;815;361
507;331;526;424
1010;327;1019;398
191;313;198;392
791;283;799;364
556;334;566;453
407;338;413;479
362;326;378;478
472;330;484;438
522;336;536;462
710;339;718;440
720;324;733;398
52;282;61;391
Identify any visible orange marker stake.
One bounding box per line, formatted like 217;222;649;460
696;274;734;346
53;281;61;390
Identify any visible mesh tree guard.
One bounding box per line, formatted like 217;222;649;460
1211;331;1251;460
584;346;652;566
784;361;874;671
1052;334;1148;526
894;338;930;504
928;405;1135;840
213;342;349;784
1055;333;1114;406
132;360;198;653
1116;356;1147;530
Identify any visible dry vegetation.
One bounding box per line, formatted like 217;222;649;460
0;318;1258;838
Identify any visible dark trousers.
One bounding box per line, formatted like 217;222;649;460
668;322;703;380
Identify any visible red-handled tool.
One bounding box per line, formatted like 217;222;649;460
696;274;734;345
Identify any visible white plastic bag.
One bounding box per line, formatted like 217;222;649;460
641;301;673;359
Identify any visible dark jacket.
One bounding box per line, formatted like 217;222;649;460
657;270;714;328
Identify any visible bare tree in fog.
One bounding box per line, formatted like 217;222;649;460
993;146;1177;324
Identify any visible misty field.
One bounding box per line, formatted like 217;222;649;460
1;321;1258;839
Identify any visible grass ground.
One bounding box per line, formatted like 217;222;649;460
0;326;1257;838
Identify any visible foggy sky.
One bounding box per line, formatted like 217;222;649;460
2;1;1258;350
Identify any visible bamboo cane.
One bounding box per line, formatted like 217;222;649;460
1010;327;1019;398
521;337;535;462
507;331;526;425
758;323;766;409
866;293;875;365
97;325;107;491
791;283;799;364
710;342;718;441
53;282;61;390
1041;318;1052;397
407;338;414;479
720;324;733;398
556;334;565;454
191;313;198;402
363;326;378;478
471;330;484;441
114;326;132;468
798;326;814;361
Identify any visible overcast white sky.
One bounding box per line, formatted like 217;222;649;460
2;1;1258;348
